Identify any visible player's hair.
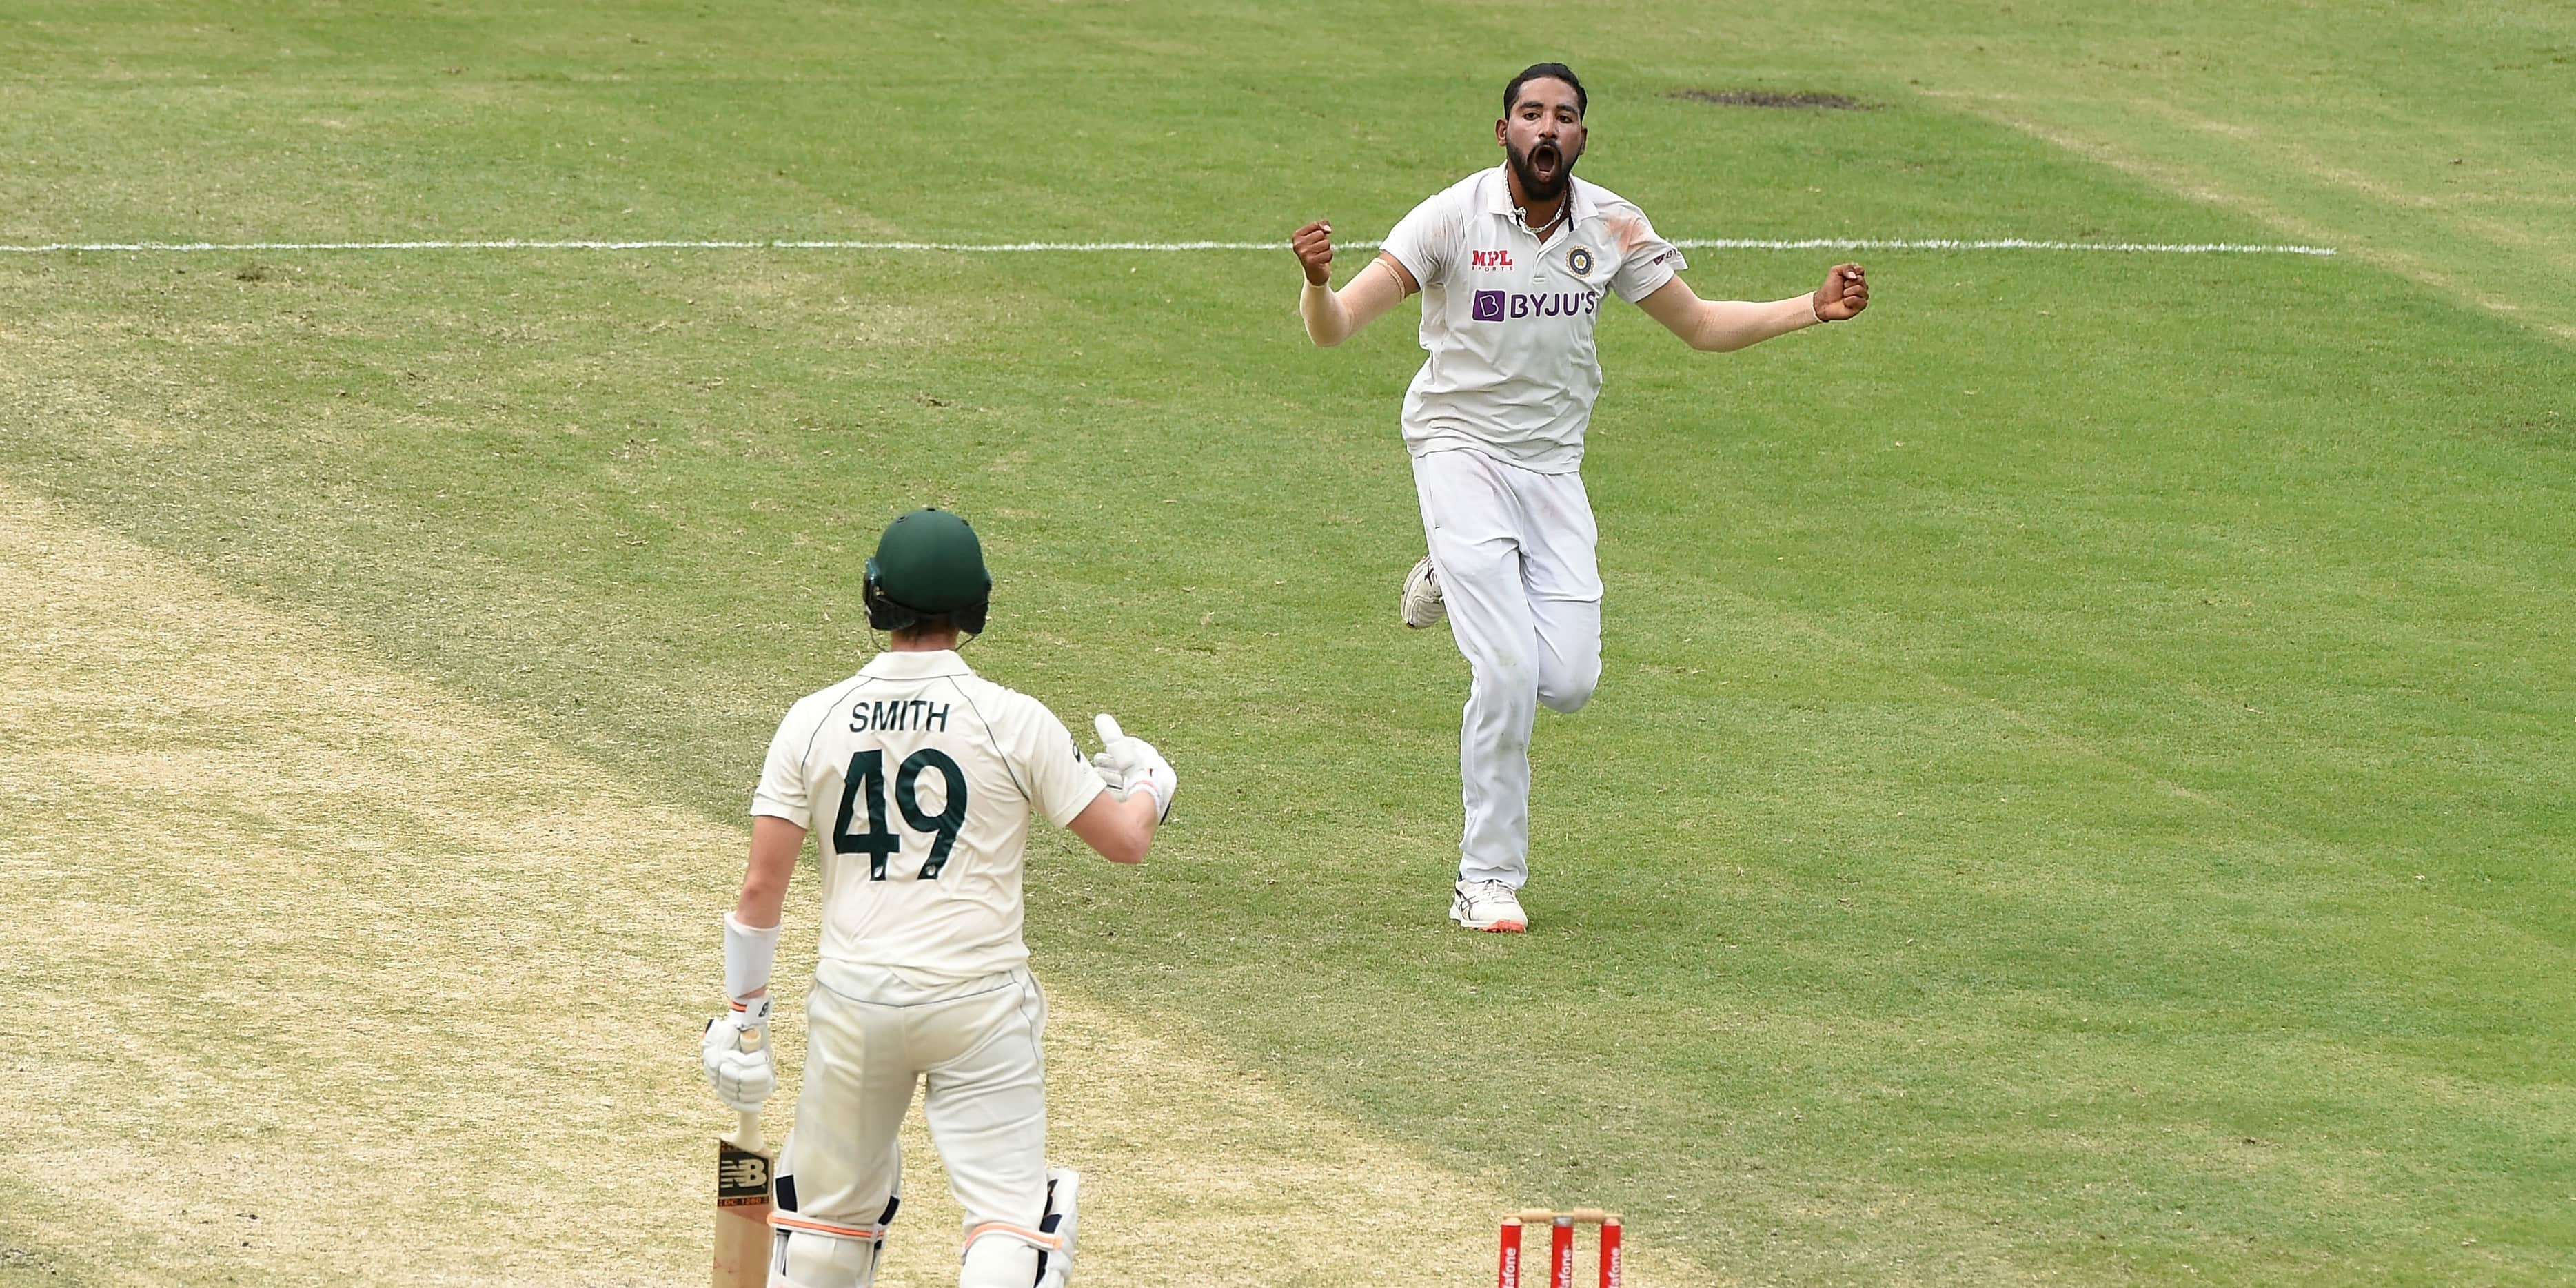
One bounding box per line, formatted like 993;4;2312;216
1503;62;1587;119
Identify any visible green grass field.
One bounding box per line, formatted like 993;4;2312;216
5;2;2573;1285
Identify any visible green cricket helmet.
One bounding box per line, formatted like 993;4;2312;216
864;507;992;635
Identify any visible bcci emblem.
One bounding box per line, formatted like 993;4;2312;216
1567;246;1594;276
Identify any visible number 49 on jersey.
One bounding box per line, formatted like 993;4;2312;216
833;748;969;880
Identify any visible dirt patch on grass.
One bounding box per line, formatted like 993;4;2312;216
693;266;961;346
1672;88;1871;110
0;482;1712;1287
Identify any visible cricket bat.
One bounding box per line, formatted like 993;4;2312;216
711;1019;774;1288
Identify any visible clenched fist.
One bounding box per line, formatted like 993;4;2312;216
1291;219;1336;287
1812;263;1869;321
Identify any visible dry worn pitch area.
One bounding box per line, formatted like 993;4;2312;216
0;484;1705;1286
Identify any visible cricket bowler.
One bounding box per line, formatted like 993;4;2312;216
1290;62;1871;932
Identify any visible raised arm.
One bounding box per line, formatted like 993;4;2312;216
1636;263;1869;353
1292;220;1420;347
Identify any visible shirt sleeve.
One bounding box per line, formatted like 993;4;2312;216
1024;706;1109;828
1379;190;1457;290
1608;209;1687;304
749;704;814;827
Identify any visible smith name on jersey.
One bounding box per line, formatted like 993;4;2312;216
752;649;1104;988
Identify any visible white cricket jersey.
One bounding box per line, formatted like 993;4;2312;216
751;649;1106;985
1380;167;1686;474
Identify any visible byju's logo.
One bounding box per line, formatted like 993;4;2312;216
1470;289;1599;323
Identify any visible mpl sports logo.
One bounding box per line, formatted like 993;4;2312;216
1470;249;1514;269
1472;289;1601;322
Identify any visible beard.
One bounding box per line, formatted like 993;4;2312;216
1506;136;1576;203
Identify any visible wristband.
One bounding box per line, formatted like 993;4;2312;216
724;911;782;1002
1136;760;1175;823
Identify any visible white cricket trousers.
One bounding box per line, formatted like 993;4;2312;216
780;963;1052;1287
1412;447;1603;889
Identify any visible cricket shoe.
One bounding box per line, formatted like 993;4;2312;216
1399;555;1446;629
1450;879;1528;933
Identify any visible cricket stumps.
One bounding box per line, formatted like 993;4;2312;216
1497;1208;1621;1288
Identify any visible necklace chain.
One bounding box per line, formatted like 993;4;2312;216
1516;201;1568;240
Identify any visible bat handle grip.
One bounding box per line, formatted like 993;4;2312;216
731;1019;768;1154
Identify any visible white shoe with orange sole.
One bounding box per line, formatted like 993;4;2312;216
1450;879;1528;932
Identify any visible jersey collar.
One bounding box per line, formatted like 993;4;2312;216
859;648;973;679
1480;165;1596;227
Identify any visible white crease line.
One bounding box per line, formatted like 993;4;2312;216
0;237;2337;256
1682;237;2336;255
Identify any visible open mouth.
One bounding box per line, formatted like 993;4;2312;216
1531;143;1562;180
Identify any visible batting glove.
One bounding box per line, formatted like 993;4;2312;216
1092;713;1177;822
701;995;776;1113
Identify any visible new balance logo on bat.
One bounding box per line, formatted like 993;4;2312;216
717;1143;773;1205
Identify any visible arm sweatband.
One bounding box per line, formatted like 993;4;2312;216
1301;258;1409;347
1301;278;1352;346
1686;295;1823;353
724;911;783;1001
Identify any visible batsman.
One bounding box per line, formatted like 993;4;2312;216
703;507;1178;1288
